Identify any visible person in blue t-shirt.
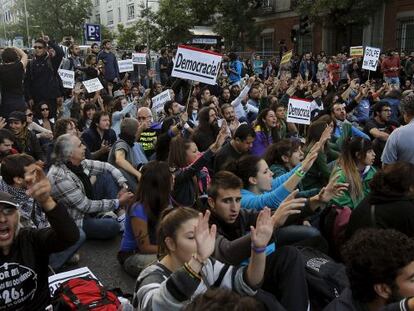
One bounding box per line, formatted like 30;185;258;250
228;53;243;86
117;161;173;277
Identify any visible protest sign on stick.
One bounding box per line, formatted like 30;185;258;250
286;97;312;125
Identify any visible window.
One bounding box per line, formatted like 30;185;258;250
261;34;273;53
107;10;113;25
118;7;121;22
95;14;100;24
397;17;414;52
127;4;135;20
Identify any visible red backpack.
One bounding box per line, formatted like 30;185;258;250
52;276;121;310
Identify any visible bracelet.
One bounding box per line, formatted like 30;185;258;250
251;243;266;254
295;168;306;178
184;262;202;280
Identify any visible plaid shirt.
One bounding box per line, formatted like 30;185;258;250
47;159;127;227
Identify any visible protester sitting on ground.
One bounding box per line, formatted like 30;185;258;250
78;102;97;133
192;107;221;152
47;134;134;240
168;123;228;207
26;107;53;141
0;164;79;310
8;111;45;162
324;229;414;311
118;161;172;277
330;137;376;209
136;107;160;159
81;111;117;162
108;118;142;192
251;109;279;157
133;206;274;311
345;162;414;240
0;128;18;162
214;124;256;172
111;96;136;137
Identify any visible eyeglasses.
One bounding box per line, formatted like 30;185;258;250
41;108;49;111
33;46;44;49
26;113;33;117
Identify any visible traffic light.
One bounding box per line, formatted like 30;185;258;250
291;29;298;43
299;16;310;35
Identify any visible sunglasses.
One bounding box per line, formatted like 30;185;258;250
41;108;49;111
33;46;44;49
26;113;33;117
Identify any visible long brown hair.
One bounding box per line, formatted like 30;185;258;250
168;136;194;168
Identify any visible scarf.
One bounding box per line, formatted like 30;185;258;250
66;162;94;199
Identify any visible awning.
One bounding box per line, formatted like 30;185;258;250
261;28;274;34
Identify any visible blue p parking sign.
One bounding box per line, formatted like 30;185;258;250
85;24;101;42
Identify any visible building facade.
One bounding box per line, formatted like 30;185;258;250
254;0;414;55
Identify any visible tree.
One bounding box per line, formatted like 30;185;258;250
13;0;92;42
100;24;114;42
116;24;138;50
293;0;388;28
136;3;163;51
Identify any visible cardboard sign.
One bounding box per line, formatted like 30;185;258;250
350;46;363;58
171;45;222;85
152;89;172;120
362;46;381;71
280;50;293;65
58;69;75;89
118;59;134;73
48;267;99;296
82;78;104;93
132;53;147;65
286;97;312;125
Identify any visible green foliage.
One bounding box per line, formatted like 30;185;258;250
100;24;114;42
294;0;388;28
135;3;163;51
116;24;138;50
13;0;92;42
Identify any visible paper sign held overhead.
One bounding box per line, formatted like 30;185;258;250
350;46;363;58
362;46;381;71
171;45;222;85
152;89;173;121
118;59;134;73
287;97;312;125
83;78;104;93
132;53;147;65
58;69;75;89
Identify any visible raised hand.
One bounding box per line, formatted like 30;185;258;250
251;207;273;249
319;123;333;146
194;210;217;261
301;142;321;172
24;164;55;210
0;117;6;129
271;190;306;228
318;174;349;203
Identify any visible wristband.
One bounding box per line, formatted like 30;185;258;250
295;168;306;178
184;262;202;280
251;243;266;254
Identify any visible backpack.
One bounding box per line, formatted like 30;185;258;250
52;276;121;311
298;247;349;311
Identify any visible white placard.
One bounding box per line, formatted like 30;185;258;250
82;78;104;93
132;53;147;65
362;46;381;71
171;45;222;85
118;59;134;73
58;69;75;89
152;89;172;120
48;267;99;296
287;97;312;125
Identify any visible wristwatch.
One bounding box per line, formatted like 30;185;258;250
122;183;129;191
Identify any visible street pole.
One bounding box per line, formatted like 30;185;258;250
23;0;30;47
1;0;7;43
146;0;150;52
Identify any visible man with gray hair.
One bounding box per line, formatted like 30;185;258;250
47;134;134;240
136;107;161;159
382;94;414;165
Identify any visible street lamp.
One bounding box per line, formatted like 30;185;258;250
23;0;30;47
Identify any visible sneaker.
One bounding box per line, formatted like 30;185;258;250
66;253;80;266
117;213;126;232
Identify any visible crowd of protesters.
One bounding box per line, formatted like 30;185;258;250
1;34;414;311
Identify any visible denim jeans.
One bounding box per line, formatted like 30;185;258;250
93;172;119;200
275;225;320;247
49;228;86;270
384;76;400;88
82;217;120;240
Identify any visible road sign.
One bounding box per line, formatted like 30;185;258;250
85;24;101;42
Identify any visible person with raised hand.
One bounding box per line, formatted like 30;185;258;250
133;207;276;311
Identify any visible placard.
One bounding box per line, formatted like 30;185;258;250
48;267;99;296
118;59;134;73
362;46;381;71
152;89;172;120
82;78;104;93
132;53;147;65
350;46;363;58
58;69;75;89
280;50;293;65
171;45;222;85
287;97;312;125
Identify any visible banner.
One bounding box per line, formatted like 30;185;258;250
48;267;99;296
286;97;312;125
171;45;222;85
83;78;104;93
362;46;381;71
132;53;147;65
118;59;134;73
280;50;293;65
350;46;363;58
152;89;172;120
58;69;75;89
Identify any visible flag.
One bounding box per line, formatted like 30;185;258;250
280;50;293;65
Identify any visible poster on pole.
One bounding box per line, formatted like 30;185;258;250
118;59;134;73
350;46;364;58
171;45;222;85
83;78;104;93
151;89;173;120
362;46;381;71
132;53;147;65
58;69;75;89
49;267;99;296
287;97;312;125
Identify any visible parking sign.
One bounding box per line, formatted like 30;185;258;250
85;24;101;42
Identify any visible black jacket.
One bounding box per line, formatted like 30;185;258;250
0;203;79;310
15;130;45;161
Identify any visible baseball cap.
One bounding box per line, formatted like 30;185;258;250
8;111;26;123
0;192;19;209
113;90;125;99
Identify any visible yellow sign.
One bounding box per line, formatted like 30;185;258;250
280;50;293;65
350;46;364;58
